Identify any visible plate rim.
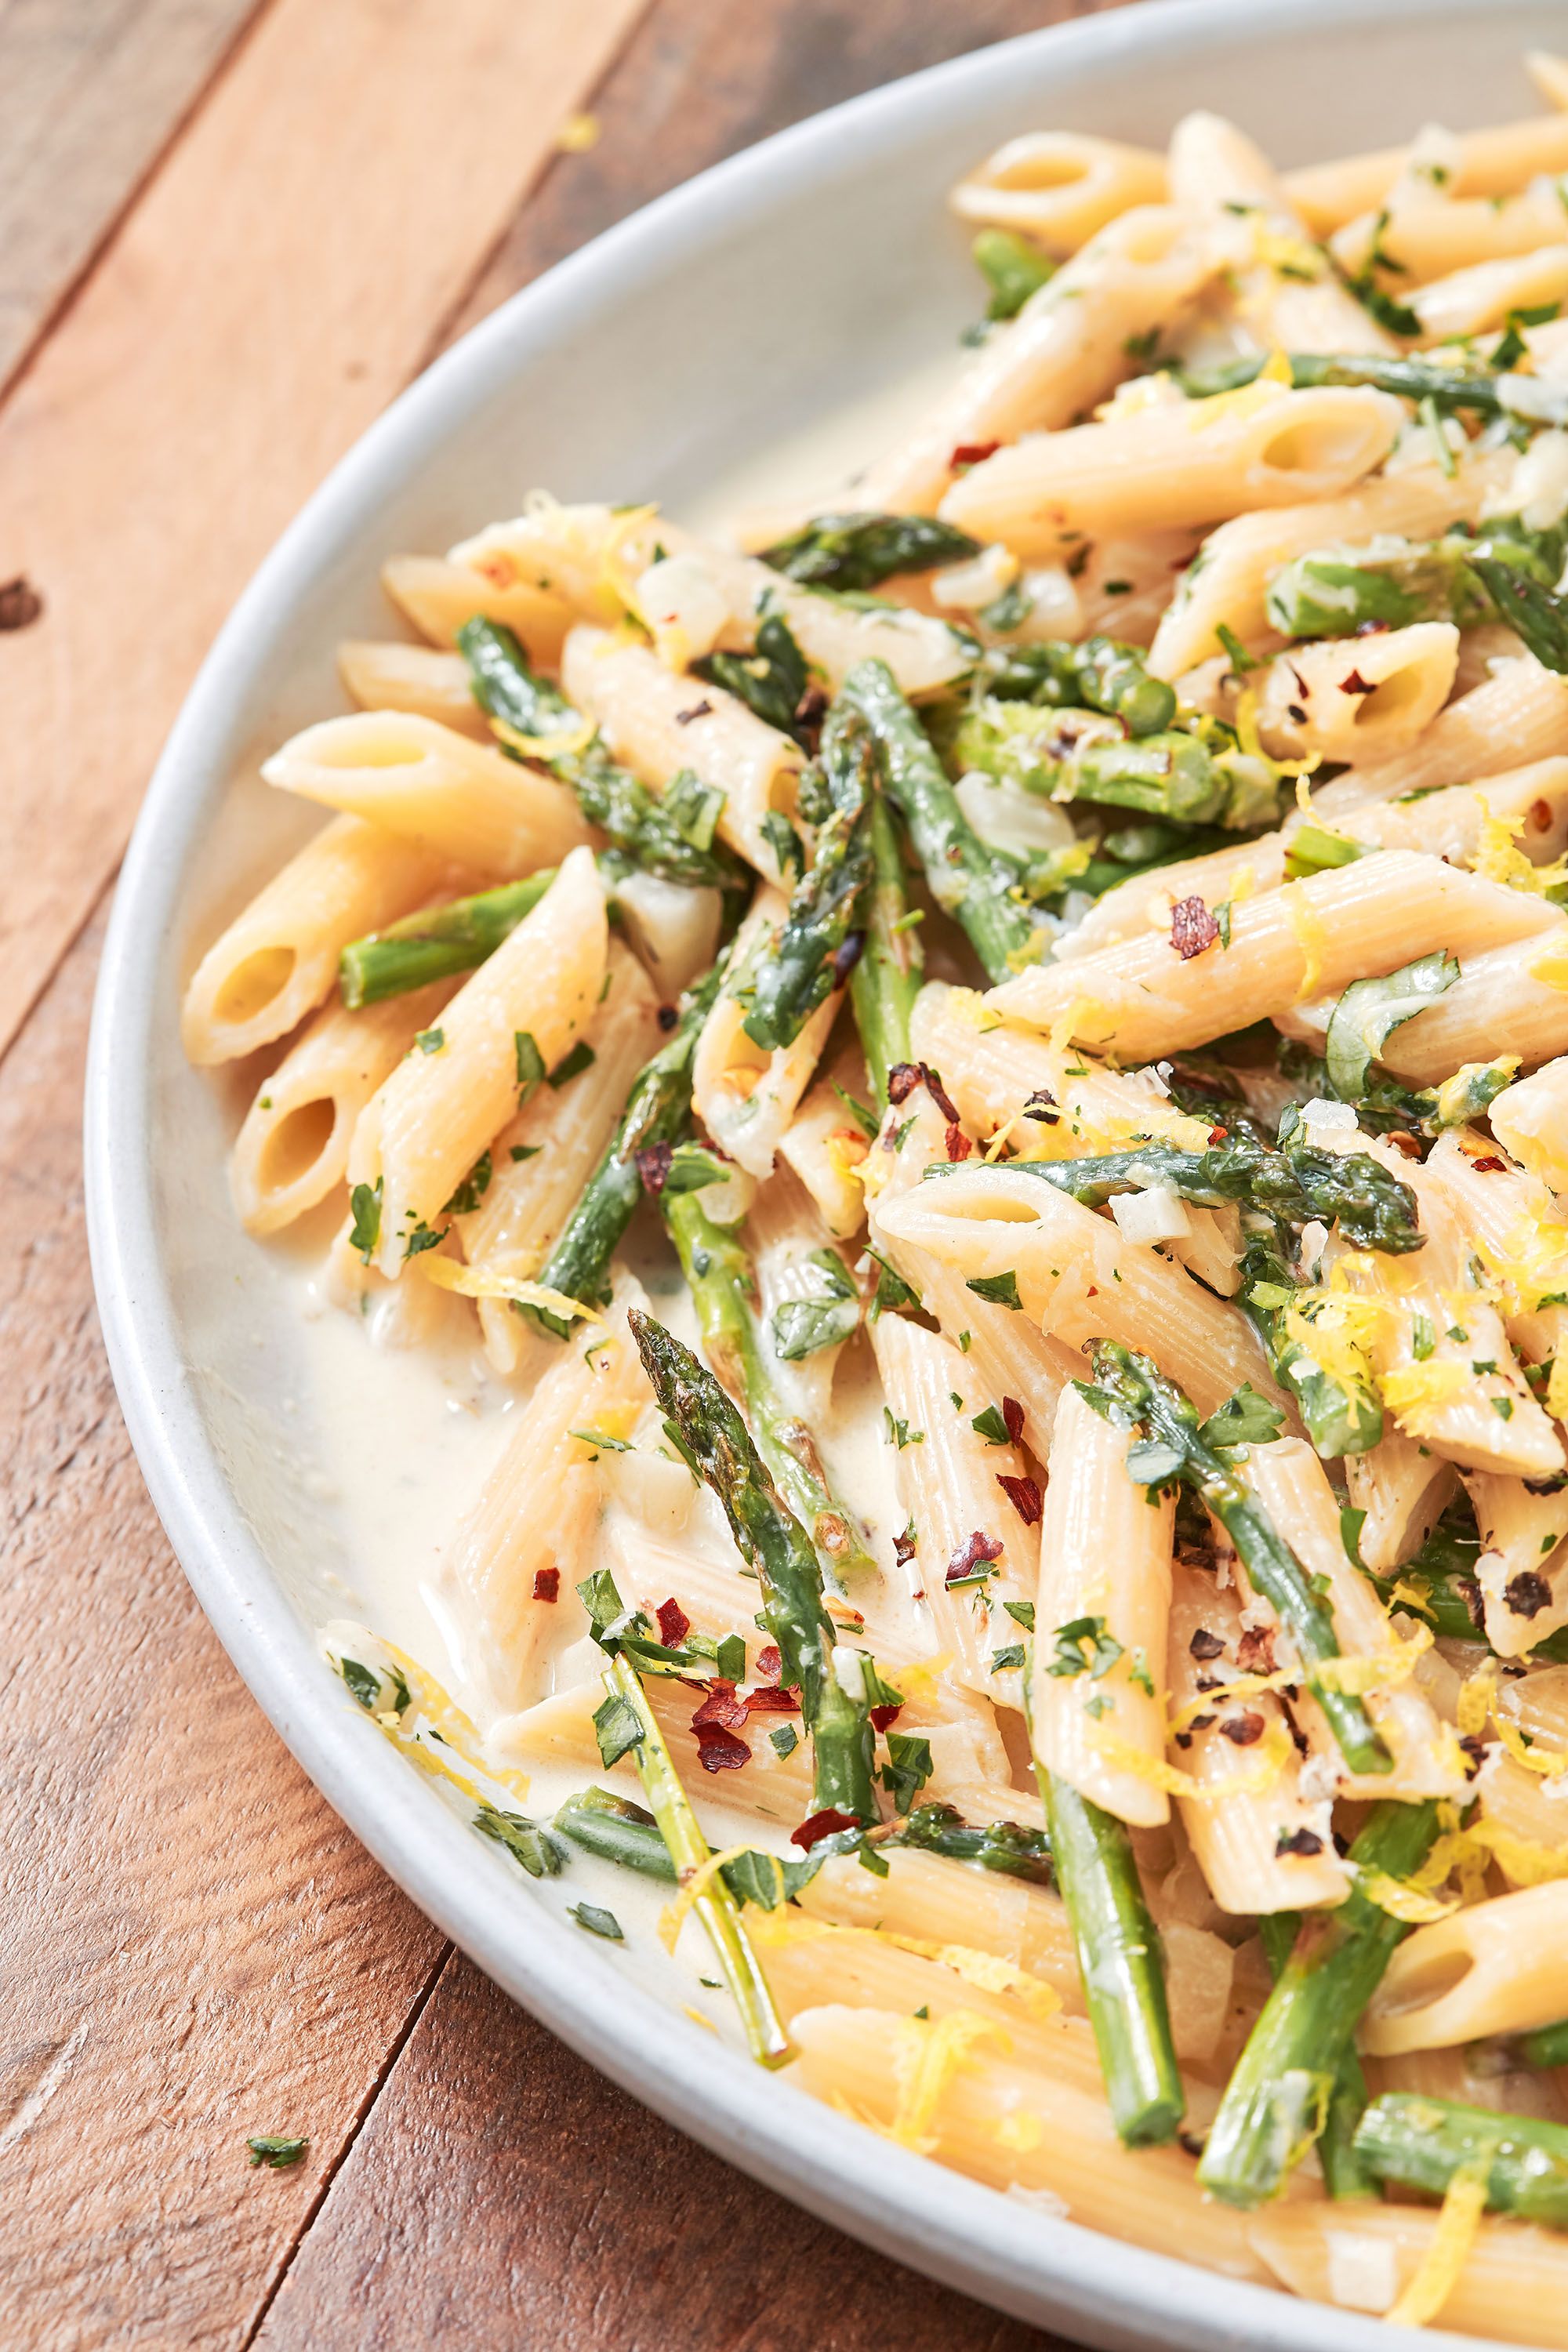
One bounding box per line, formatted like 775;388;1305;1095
84;2;1523;2341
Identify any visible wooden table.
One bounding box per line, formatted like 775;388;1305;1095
2;3;1129;2342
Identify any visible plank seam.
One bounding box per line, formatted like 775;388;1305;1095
239;1938;458;2347
0;0;284;412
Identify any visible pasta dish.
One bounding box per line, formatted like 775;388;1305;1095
182;53;1568;2339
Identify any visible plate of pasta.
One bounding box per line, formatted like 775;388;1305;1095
86;2;1568;2344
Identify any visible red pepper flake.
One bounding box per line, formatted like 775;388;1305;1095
694;1721;751;1772
887;1062;921;1105
945;1123;972;1162
1531;797;1552;832
1189;1628;1225;1661
1207;1124;1229;1145
892;1526;917;1570
1170;895;1220;960
1023;1087;1058;1125
1236;1625;1276;1675
1385;1129;1422;1159
791;1807;862;1850
743;1682;800;1713
656;1004;678;1033
755;1643;782;1680
946;1529;1004;1584
1001;1396;1025;1445
656;1597;690;1648
634;1141;673;1196
1086;1284;1098;1298
691;1678;748;1730
674;699;713;725
996;1472;1043;1526
1220;1711;1265;1746
949;441;1000;470
533;1567;560;1602
1470;1154;1506;1174
1276;1827;1324;1857
831;931;866;985
1338;669;1377;696
920;1062;961;1125
869;1702;902;1733
0;575;43;632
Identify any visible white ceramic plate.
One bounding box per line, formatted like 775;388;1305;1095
87;5;1563;2343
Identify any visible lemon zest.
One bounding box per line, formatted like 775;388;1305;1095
1549;1354;1568;1423
1530;933;1568;993
882;2010;1011;2153
1385;2159;1491;2328
1379;1359;1472;1436
1166;1669;1293;1739
1315;1619;1433;1698
360;1635;533;1806
1279;880;1330;998
1102;1717;1290;1801
1457;1655;1499;1740
489;712;597;764
995;2109;1045;2152
417;1255;603;1329
1356;1869;1459;1926
658;1841;760;1954
1470;805;1568;898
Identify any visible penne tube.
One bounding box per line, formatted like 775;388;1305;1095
856;206;1220;517
1315;655;1568;816
1033;1385;1174;1827
229;981;454;1235
1417;1131;1568;1370
379;551;572;662
987;851;1562;1062
1254;622;1459;764
1147;447;1508;677
1465;1472;1568;1660
776;1058;873;1242
456;942;662;1374
1250;2201;1568;2339
1376;927;1568;1086
873;1161;1283;1417
561;624;804;884
181;814;453;1066
938;381;1404;554
691;891;842;1179
440;1302;648;1714
949;129;1167;253
798;1845;1078;2002
1410;245;1568;343
347;847;607;1278
1332;180;1568;282
260;709;594;877
758;1919;1094;2065
1373;1872;1568;2060
789;2005;1283;2281
1241;1437;1468;1802
1283;109;1568;236
869;1316;1037;1709
336;639;489;735
1490;1057;1568;1197
1165;1562;1350;1913
1345;1430;1457;1578
1478;1744;1568;1889
1364;2039;1568;2120
744;1168;855;1425
1167;110;1397;357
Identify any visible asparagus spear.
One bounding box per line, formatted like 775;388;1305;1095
1257;1913;1376;2198
885;1798;1052;1884
759;512;982;592
1240;1224;1385;1460
1522;2017;1568;2070
742;701;874;1053
1081;1343;1392;1775
695;612;815;747
1177;349;1568;430
839;659;1041;982
340;871;557;1007
972;227;1055;320
630;1310;880;1826
851;786;923;1103
459;617;749;892
934;1134;1424;1254
662;1187;875;1584
1471;552;1568;674
593;1646;791;2066
985;634;1178;738
1198;1800;1438;2206
524;948;732;1336
943;697;1283;833
1354;2092;1568;2227
1266;514;1566;645
1027;1682;1183;2147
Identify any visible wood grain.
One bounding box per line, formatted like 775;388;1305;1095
0;0;648;1065
251;1951;1061;2352
0;902;451;2350
0;0;267;397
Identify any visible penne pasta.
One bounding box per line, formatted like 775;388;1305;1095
380;550;572;662
1253;621;1459;764
1283;107;1568;235
949;130;1168;253
336;638;489;735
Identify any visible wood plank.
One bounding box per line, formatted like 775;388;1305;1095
251;1951;1062;2351
0;0;267;397
0;0;649;1065
0;899;449;2350
444;0;1134;349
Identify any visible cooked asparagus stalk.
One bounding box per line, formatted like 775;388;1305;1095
1083;1343;1391;1775
742;701;874;1053
759;512;982;591
851;786;923;1104
595;1650;791;2067
985;633;1178;738
525;948;732;1336
1354;2092;1568;2228
459;617;749;891
884;1799;1052;1884
1198;1800;1438;2207
942;699;1284;833
840;658;1040;982
662;1188;875;1584
1522;2017;1568;2071
695;612;815;746
339;870;557;1007
1240;1225;1384;1460
630;1310;880;1827
1266;514;1566;646
1258;1914;1375;2198
1178;350;1568;430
